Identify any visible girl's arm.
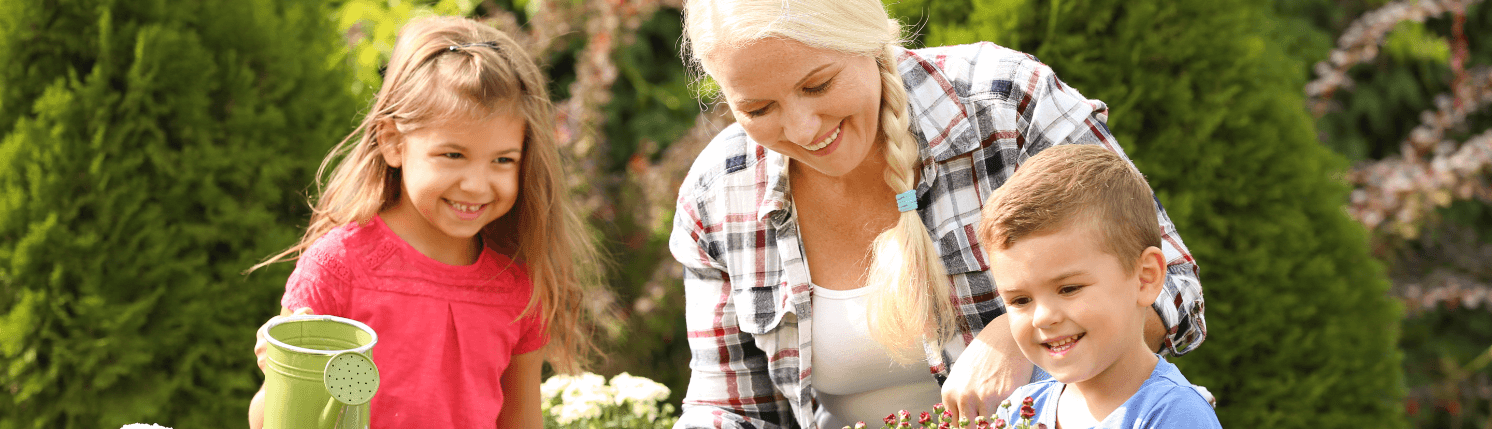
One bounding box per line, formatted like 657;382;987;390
495;349;544;429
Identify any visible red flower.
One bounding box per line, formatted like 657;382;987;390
940;411;953;423
993;418;1007;429
919;411;932;424
898;409;911;422
1022;396;1035;407
1020;404;1035;420
885;413;897;425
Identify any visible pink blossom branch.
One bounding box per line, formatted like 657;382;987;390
1397;270;1492;313
1346;66;1492;235
1304;0;1484;117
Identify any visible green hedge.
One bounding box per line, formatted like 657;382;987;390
886;0;1405;427
0;0;359;427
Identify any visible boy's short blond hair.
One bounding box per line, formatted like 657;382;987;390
977;144;1162;273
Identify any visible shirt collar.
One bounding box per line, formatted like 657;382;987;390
893;45;982;164
756;145;793;222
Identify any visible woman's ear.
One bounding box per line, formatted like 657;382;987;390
376;119;404;168
1136;246;1166;306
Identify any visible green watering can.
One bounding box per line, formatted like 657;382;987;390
260;315;380;429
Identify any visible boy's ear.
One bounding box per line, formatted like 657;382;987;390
376;119;404;168
1135;246;1166;306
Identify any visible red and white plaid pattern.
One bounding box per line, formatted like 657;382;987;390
670;42;1207;429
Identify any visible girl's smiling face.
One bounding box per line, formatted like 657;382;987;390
379;113;525;264
704;37;883;178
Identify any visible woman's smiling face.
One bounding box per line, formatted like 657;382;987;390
705;37;883;177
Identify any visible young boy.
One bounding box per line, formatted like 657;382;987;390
976;144;1221;428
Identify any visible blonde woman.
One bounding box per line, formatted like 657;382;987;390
669;1;1207;427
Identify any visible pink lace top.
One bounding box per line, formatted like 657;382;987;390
282;216;546;428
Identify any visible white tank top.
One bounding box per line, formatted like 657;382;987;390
811;284;942;428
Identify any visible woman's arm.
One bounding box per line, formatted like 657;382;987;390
940;314;1034;422
669;198;791;429
1011;55;1206;356
495;350;544;429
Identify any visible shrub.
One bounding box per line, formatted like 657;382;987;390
0;0;358;427
886;0;1406;427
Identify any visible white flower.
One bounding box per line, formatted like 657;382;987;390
611;372;671;403
554;398;603;425
540;373;574;400
542;371;675;425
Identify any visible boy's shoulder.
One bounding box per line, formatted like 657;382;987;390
1122;358;1222;428
1003;360;1221;429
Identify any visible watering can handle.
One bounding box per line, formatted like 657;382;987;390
319;399;371;429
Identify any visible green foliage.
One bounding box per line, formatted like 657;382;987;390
889;0;1405;427
603;11;696;171
589;7;696;404
0;0;359;427
334;0;481;96
1383;21;1450;64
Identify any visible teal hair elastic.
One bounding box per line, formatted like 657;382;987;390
896;190;918;212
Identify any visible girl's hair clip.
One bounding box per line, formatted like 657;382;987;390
448;41;500;52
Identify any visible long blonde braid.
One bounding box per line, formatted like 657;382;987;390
864;42;958;361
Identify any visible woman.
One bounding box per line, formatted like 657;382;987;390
668;1;1207;427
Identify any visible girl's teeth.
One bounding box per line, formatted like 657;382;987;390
451;201;482;212
806;126;840;151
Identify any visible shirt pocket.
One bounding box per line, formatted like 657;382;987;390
730;282;793;335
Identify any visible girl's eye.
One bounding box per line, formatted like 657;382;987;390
495;157;517;164
1007;296;1030;307
1059;285;1084;295
803;78;833;95
442;153;464;160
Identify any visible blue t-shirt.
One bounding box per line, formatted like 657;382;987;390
997;357;1221;429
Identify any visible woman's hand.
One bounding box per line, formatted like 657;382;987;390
940;314;1032;422
254;307;312;374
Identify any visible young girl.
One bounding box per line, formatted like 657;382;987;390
247;16;603;429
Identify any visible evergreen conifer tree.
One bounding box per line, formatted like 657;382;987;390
887;0;1406;427
0;0;359;427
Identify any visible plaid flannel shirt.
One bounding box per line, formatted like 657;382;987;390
669;42;1207;429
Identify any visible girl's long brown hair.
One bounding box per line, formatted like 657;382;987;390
252;16;602;373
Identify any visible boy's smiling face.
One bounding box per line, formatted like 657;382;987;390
991;220;1165;388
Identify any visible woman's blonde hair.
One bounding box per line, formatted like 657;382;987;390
682;0;956;360
253;16;602;373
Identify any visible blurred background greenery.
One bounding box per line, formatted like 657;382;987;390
1;0;1489;428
